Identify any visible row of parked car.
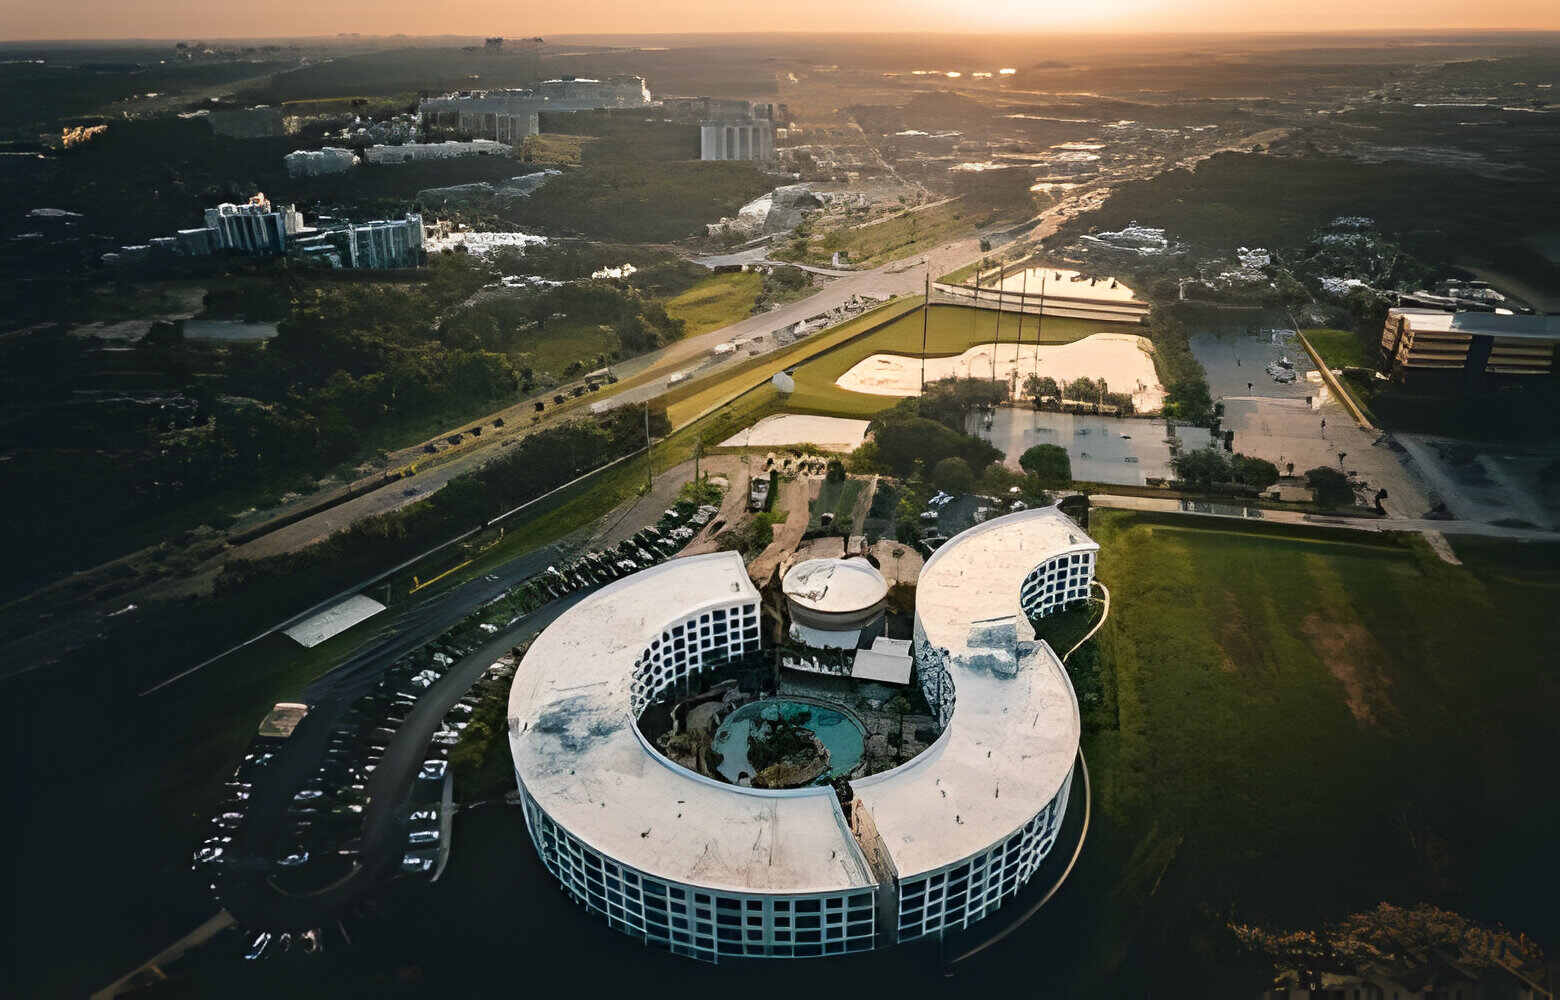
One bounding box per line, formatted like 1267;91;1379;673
498;503;713;617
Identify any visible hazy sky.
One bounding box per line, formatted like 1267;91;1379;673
3;0;1559;41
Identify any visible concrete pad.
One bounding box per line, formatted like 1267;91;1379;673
835;333;1166;412
283;593;387;648
719;413;871;451
976;407;1211;486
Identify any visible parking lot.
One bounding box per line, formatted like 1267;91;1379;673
974;407;1214;485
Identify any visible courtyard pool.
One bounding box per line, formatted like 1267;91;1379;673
711;699;865;786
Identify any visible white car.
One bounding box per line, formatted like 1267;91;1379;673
408;829;439;845
419;760;447;781
278;850;310;868
244;932;272;960
401;854;434;873
409;809;438;824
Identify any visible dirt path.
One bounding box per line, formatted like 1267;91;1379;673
747;476;819;585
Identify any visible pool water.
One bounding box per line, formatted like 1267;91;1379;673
711;699;865;786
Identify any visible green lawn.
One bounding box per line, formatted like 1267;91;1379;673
1064;511;1560;993
1303;327;1375;370
808;477;866;532
514;316;619;375
785;303;1129;417
664;271;763;339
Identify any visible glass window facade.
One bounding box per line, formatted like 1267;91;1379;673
521;790;877;961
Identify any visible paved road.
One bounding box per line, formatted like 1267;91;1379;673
1090;493;1559;542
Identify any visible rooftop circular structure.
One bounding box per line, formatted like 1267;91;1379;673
507;507;1095;962
782;557;888;616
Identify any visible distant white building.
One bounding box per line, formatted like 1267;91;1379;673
362;140;510;164
700;117;775;161
284;147;358;177
419;76;650;142
346;213;425;269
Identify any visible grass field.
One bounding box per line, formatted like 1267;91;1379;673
662;297;922;427
1303;327;1375;369
1064;511;1560;992
517;317;620;374
777;198;975;269
664;272;763;340
784;303;1129;417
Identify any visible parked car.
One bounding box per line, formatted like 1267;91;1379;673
244;932;272;961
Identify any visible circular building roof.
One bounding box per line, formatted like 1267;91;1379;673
781;557;888;614
508;508;1092;899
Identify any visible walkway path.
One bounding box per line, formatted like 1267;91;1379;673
1089;493;1559;542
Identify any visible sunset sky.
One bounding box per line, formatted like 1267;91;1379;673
3;0;1559;41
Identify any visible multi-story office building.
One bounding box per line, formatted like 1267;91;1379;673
1380;307;1560;385
509;507;1093;962
202;195;303;255
700;117;776;161
345;214;425;270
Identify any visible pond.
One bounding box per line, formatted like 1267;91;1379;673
711;699;865;787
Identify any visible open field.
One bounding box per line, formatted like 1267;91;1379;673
660;297;923;426
664;272;763;340
1069;511;1560;992
776;197;976;270
1304;327;1376;370
785;304;1134;417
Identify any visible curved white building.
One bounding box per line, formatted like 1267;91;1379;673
782;556;888;648
508;507;1094;961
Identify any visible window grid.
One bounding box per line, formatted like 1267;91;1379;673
1019;552;1095;620
629;601;760;716
894;771;1073;942
522;789;876;961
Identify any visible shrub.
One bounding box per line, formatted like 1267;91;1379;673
1020;444;1072;487
1306;466;1355;508
931;457;974;494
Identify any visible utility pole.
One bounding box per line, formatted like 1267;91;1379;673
1034;264;1048;367
1018;264;1029;392
644;401;653;491
693;432;702;483
991;264;1004;385
918;269;930;403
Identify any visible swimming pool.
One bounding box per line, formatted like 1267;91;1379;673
711;699;865;787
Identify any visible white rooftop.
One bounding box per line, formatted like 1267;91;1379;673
509;510;1091;894
850;648;912;685
283;593;386;648
782;557;888;614
1393;307;1560;341
509;552;874;894
852;507;1091;879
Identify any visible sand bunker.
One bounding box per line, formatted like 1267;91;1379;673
835;333;1166;412
982;267;1141;303
720;414;871;451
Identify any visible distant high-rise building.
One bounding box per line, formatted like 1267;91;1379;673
700;117;775;162
346;214;425;269
202;194;302;254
